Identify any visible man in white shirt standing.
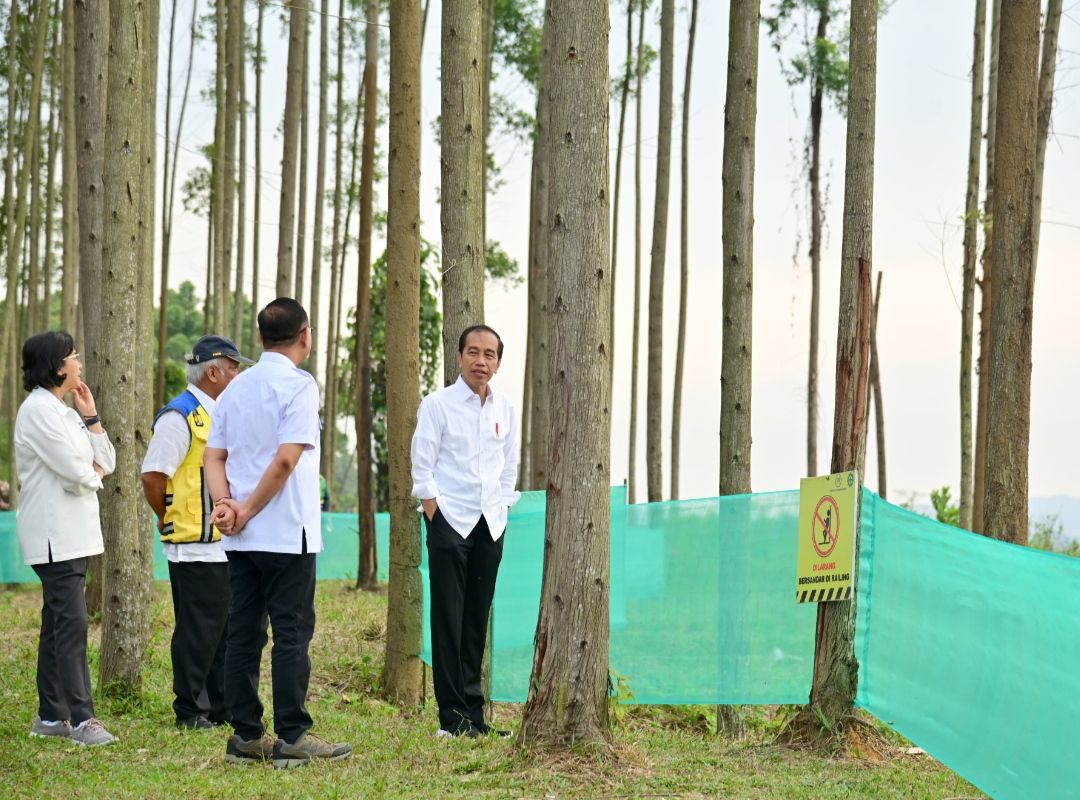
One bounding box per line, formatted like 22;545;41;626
205;298;351;768
140;334;251;731
411;325;521;737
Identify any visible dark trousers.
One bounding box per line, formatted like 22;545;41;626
425;512;504;733
224;549;316;744
168;560;230;723
32;557;95;725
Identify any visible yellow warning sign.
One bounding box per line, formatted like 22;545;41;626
796;471;859;603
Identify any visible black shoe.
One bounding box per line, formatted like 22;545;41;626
176;715;215;730
473;721;512;738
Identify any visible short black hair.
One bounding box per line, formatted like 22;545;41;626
22;331;76;392
258;297;309;346
458;324;504;361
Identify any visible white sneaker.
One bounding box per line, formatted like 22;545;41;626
435;728;454;739
71;718;117;746
30;716;72;738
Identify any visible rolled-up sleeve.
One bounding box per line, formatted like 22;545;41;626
500;403;521;508
410;395;441;501
23;408;102;495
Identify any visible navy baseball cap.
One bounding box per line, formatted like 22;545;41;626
185;335;255;365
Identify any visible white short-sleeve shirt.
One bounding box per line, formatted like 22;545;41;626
207;351;323;554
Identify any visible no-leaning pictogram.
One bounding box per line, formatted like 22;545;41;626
812;495;840;558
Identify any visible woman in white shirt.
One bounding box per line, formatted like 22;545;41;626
14;331;118;746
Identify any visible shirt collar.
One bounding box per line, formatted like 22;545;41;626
259;351;295;367
452;374;497;404
186;383;216;412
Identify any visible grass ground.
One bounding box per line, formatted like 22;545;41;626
0;581;986;799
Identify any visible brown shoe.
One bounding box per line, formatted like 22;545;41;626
225;732;277;764
272;732;353;768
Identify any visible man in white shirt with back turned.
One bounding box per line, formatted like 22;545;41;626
411;324;521;738
205;298;351;768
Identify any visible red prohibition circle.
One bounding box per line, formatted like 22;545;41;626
812;495;840;558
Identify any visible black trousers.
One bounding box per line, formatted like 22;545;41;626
168;560;230;723
224;549;316;744
32;557;95;726
425;511;504;733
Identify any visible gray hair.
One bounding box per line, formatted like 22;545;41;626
186;356;230;385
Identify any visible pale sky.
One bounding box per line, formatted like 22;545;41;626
161;1;1080;505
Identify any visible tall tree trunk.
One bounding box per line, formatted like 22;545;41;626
220;0;239;332
972;0;1001;536
310;0;330;385
806;6;828;479
277;0;308;296
42;17;60;329
627;0;646;503
982;0;1039;546
527;14;552;494
158;0;178;406
0;0;49;392
3;0;16;372
382;0;424;705
784;0;876;739
60;0;78;334
609;0;633;388
519;0;611;749
440;0;486;386
870;272;885;499
233;0;247;347
1031;0;1061;274
251;0;264;351
295;12;310;307
26;52;45;334
211;0;227;330
960;0;986;530
671;0;700;501
716;0;756;740
322;0;347;479
99;0;150;691
355;0;379;590
645;0;674;502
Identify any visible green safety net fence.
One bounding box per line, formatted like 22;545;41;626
3;487;1075;799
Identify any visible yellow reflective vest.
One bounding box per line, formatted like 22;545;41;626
153;391;219;544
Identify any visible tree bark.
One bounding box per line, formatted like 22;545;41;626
784;0;876;739
608;0;633;390
309;0;330;386
645;0;674;502
972;0;1000;536
277;0;308;297
382;0;424;705
982;0;1039;547
870;272;885;499
211;0;226;330
716;0;756;740
671;0;700;501
294;11;310;308
355;0;379;590
440;0;486;386
220;0;240;331
627;0;646;503
519;0;611;750
806;6;828;479
61;0;78;334
251;0;264;352
99;0;151;691
960;0;986;530
1031;0;1061;275
233;0;247;347
42;13;61;329
527;12;552;494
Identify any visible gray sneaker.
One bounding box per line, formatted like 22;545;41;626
224;733;277;764
70;718;117;746
272;732;353;768
30;716;72;738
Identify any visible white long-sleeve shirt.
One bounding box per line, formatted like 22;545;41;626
410;376;521;540
14;387;116;565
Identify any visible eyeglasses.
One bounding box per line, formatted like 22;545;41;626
64;352;81;363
